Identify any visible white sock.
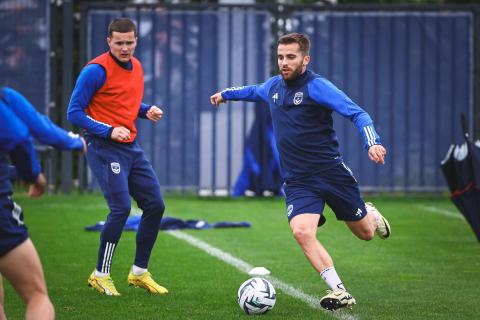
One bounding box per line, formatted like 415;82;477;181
320;267;345;291
95;270;109;278
132;265;148;276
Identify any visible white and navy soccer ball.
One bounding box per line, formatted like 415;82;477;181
237;277;276;315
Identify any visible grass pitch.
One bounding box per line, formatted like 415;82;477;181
3;194;480;319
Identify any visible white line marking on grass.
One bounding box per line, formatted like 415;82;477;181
166;230;359;320
417;205;464;220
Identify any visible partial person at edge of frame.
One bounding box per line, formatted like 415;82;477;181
0;86;85;320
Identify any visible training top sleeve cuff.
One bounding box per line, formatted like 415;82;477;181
138;103;150;118
220;91;228;101
361;125;381;150
107;127;114;140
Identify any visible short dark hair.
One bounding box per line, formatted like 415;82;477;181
108;18;137;37
277;33;310;56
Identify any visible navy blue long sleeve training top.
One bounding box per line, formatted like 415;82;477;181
220;70;382;181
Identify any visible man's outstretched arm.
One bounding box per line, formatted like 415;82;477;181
3;87;84;152
210;77;278;106
308;77;386;164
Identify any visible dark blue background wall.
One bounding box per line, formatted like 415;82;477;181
0;0;50;113
291;11;472;191
87;8;271;193
86;7;474;193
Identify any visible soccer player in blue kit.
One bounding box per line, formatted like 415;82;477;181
68;18;167;296
210;33;390;311
0;87;85;320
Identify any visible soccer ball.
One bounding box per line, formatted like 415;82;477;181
237;277;276;315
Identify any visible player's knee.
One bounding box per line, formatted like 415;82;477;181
108;200;131;216
109;204;131;218
25;293;54;320
292;226;315;244
356;229;374;241
142;198;165;216
152;197;165;214
106;192;131;215
20;283;48;305
156;199;165;214
26;291;50;303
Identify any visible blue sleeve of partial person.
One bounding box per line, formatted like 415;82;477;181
8;138;41;183
67;64;113;138
0;100;30;152
0;105;40;183
3;87;83;151
308;77;381;150
138;103;150;119
220;76;278;103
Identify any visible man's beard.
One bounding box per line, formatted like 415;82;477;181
280;64;303;80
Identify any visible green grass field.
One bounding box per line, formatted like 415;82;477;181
3;194;480;319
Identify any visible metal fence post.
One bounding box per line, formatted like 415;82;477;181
474;8;480;140
61;0;73;194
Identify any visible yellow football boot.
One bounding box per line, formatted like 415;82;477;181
88;271;120;296
127;271;168;294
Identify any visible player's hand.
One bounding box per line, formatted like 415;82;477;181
111;126;131;142
368;144;387;164
146;105;164;122
28;173;46;198
210;92;224;106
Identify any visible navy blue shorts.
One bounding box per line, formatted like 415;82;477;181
283;162;367;226
0;196;28;257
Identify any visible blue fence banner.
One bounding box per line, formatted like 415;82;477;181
87;8;271;194
291;11;473;191
86;7;475;193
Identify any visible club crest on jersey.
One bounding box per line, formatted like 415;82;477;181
287;204;294;217
293;92;303;105
111;162;121;174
